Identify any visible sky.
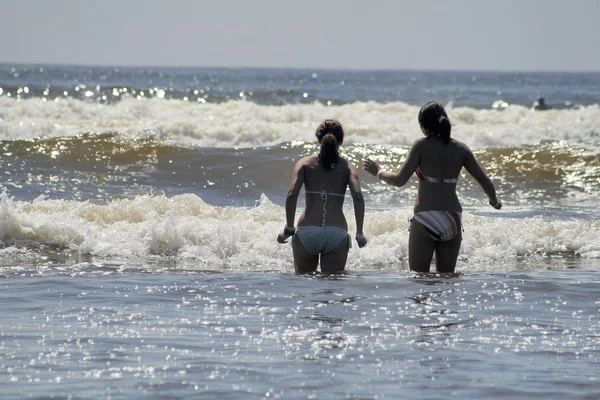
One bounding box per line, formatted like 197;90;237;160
1;0;599;72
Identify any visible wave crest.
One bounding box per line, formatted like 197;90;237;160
1;97;599;148
1;193;599;273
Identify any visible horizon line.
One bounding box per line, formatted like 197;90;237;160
1;61;599;75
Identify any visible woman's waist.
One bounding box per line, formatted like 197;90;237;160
296;226;348;234
414;200;462;213
415;191;460;209
298;213;348;230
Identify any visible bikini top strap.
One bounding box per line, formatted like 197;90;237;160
305;190;345;198
415;168;459;184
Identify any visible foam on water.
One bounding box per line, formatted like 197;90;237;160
1;192;598;273
1;97;599;148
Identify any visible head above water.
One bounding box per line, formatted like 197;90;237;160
315;119;344;169
418;101;452;145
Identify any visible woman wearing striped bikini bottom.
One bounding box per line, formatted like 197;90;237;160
277;120;368;274
363;101;502;273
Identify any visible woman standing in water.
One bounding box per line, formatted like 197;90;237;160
277;119;368;274
363;101;502;273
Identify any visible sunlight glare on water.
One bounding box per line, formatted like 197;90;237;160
1;270;598;398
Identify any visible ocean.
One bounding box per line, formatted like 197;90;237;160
0;64;599;399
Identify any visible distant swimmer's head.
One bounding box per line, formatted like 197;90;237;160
316;119;344;169
533;96;550;111
418;101;452;145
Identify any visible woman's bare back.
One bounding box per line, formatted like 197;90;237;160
297;155;350;230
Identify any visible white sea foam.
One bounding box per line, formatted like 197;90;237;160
1;97;599;148
1;192;598;272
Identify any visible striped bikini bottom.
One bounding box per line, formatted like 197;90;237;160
412;211;462;242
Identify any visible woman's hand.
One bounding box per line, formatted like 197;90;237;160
489;199;502;210
362;158;381;177
277;226;296;243
277;231;292;243
355;233;368;248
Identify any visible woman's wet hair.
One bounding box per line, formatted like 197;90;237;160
316;119;344;169
418;101;452;145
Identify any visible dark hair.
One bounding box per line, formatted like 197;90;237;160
315;119;344;169
418;101;452;145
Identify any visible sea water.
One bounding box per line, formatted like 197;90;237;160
0;65;599;399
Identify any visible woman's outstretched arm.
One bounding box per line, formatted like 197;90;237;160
363;139;422;187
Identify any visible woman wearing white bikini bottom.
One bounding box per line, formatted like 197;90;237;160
277;120;368;274
363;101;502;273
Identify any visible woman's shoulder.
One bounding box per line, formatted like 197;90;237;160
450;138;472;152
412;137;435;149
337;156;354;170
296;154;318;166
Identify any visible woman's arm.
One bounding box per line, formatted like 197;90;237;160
277;160;305;243
463;146;502;209
348;163;367;248
363;139;421;186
